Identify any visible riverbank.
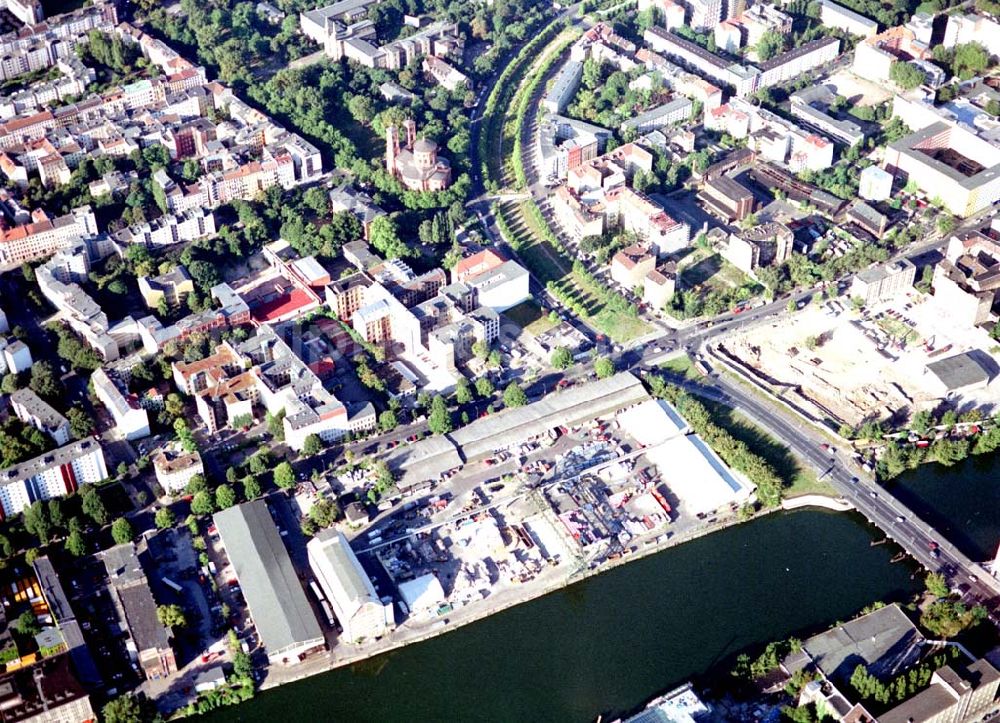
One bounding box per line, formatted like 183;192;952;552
206;510;922;723
253;493;861;696
259;504;765;692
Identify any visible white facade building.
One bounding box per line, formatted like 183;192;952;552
307;530;390;644
92;367;151;441
859;165;893;201
10;388;71;445
0;438;107;518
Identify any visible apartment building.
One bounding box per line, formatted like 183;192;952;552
10;389;70;445
790;86;866;146
621;97;693;134
611;245;657;289
328;184;385;240
138;266;195;310
537;114;610;180
931;232;1000;327
36;242;119;361
850;258;916;305
644;27;761;97
92;367;150;441
173;328;375;450
152;446;204;494
543;60;584;114
605;186;690;255
0;205;97;267
758;37;839;88
818;0;878;38
722;222;793;274
0;438;107;518
422;55;468;91
852;26;932;83
884;122;1000;218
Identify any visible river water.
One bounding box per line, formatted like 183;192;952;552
889;454;1000;563
207;510;920;723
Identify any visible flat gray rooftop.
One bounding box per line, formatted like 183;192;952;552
801;603;924;682
215;500;323;658
926;351;991;391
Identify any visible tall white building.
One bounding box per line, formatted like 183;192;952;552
10;388;71;445
92;367;150;441
308;530;391;644
0;438;107;518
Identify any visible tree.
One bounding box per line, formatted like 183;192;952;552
551;347;573;370
65;529;87;557
28;361;60;399
67;407;94;439
1;374;18;394
82;489;108;526
248;453;270;476
242;475;262;500
926;572;950;599
265;410;286;442
475;377;494;398
378;409;397;432
215;484;237;510
952;42;989;79
164;393;184;418
23;501;51;545
455;377;473;405
111;517;134;545
302;434;323;456
185;473;208;495
232;651;253;679
755;30;784;62
890;61;925;90
594;356;615;379
471;339;489;360
101;694;145;723
369;215;409;259
308;498;338;529
427;395;453;435
156;604;187;629
12;611;39;637
274;461;296;489
190;490;215;516
503;382;528;408
154;507;176;530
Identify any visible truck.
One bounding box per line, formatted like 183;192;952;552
162;577;183;593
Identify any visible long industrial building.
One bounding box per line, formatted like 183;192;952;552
307;530;390;644
214;501;326;665
386;373;651;488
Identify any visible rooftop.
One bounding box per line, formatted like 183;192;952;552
926;352;991;391
799;604;925;682
214;501;323;657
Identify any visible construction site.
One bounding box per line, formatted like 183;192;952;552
719;291;1000;428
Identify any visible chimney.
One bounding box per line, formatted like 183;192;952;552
385;125;398;173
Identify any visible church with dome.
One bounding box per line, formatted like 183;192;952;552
385;120;452;192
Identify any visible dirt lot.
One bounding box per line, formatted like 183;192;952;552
724;291;1000;426
825;69;893;107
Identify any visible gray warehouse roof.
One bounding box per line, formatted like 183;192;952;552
800;604;924;682
926;352;991;391
214;500;323;659
386;373;651;487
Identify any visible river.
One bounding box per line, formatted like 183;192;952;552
889;454;1000;563
206;510;920;723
